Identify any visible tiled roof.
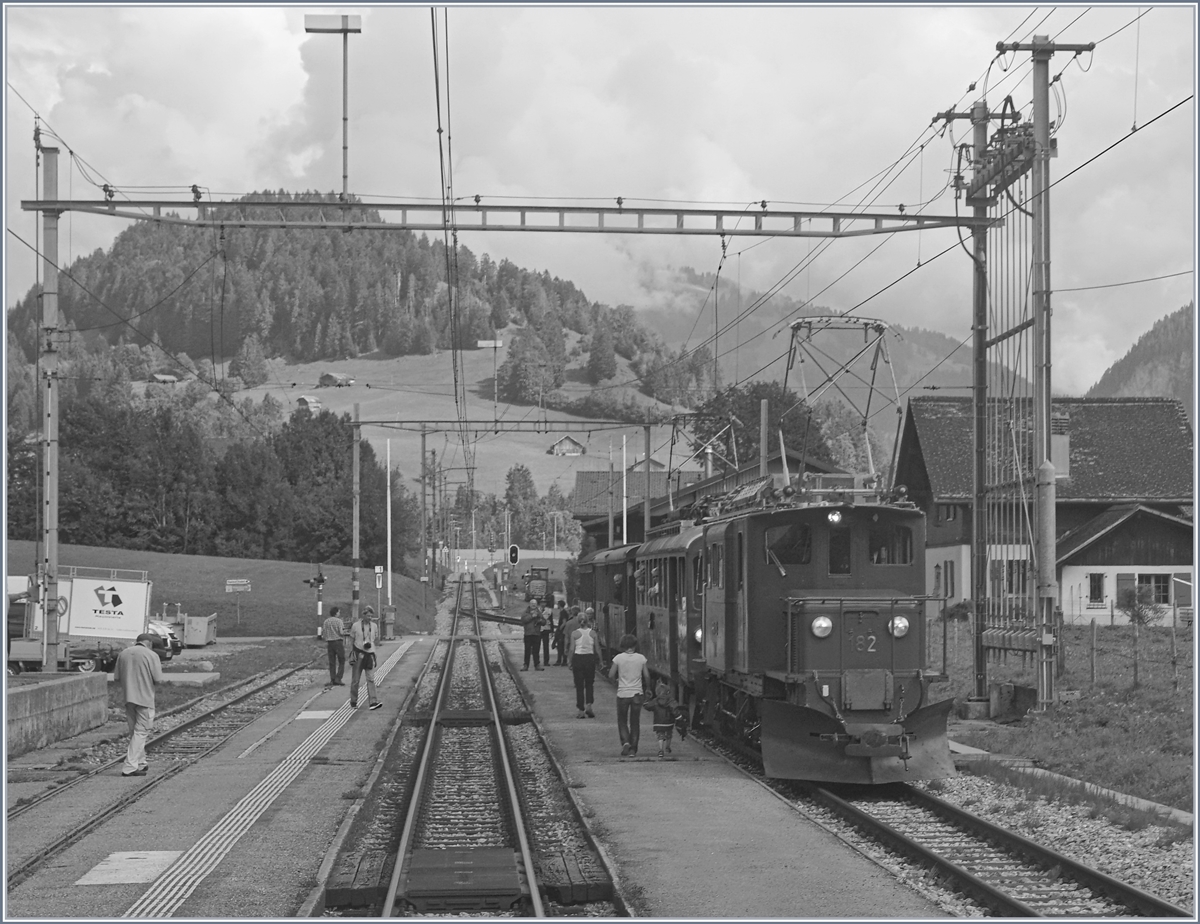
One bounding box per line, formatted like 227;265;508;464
1056;504;1194;564
572;470;704;518
904;396;1194;501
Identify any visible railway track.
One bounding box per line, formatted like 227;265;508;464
381;576;545;916
808;781;1191;918
696;728;1189;917
6;661;320;889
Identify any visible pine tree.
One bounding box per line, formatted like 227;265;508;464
587;323;618;384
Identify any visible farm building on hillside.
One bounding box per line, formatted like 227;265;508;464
297;395;322;411
547;436;586;456
319;372;355;388
893;396;1194;624
150;373;179;385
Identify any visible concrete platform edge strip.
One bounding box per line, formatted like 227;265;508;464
1012;765;1194;826
121;642;413;918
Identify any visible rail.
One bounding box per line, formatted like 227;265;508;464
380;577;545;916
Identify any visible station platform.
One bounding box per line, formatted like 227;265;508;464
494;631;944;918
6;627;946;919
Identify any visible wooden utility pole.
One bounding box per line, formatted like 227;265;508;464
420;429;427;610
39;146;61;672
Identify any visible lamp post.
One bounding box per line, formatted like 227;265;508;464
304;14;362;203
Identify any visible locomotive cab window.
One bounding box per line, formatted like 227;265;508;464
828;526;852;574
868;525;914;565
765;524;812;566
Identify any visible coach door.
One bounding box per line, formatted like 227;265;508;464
704;523;728;670
735;526;748;672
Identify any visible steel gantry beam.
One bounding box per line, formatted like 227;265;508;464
20;197;991;238
361;419;639;432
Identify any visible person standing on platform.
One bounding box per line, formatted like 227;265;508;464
558;606;582;666
552;602;571;665
349;606;383;710
322;605;347;687
609;634;650;757
567;611;604;718
520;601;544;671
540;595;556;667
113;633;163;777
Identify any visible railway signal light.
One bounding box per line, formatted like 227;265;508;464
508;544;520;565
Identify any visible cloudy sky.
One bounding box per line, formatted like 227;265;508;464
4;4;1195;394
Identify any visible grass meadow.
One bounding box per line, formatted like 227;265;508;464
7;540;438;639
929;615;1195;812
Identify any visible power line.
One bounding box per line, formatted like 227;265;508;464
1053;270;1192;293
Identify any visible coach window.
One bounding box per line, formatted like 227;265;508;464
868;525;913;565
765;524;812;565
829;526;852;575
693;554;704;602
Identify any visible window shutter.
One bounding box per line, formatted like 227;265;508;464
1115;573;1135;606
1173;573;1192;607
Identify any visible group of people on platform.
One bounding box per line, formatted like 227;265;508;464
521;595;687;759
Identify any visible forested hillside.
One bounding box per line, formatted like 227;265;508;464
1085;303;1194;425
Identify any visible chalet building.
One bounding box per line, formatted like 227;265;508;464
150;373;179;385
626;454;665;472
318;372;354;388
893;396;1194;624
547;435;586;456
297;395;322;411
571;448;840;550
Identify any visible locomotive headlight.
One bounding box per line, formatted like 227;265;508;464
811;616;833;638
827;510;842;524
888;616;910;638
693;627;703;644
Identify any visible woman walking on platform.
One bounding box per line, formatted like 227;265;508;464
567;610;603;718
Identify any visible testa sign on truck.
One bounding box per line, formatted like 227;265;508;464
7;567;154;672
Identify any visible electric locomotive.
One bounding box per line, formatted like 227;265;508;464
577;471;954;784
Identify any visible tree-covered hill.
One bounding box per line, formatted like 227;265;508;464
1085;303;1194;426
6;191;623;370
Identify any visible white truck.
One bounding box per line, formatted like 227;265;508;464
6;567;167;673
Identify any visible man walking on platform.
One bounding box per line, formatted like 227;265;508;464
322;605;347;686
520;601;544;671
349;606;383;710
113;633;163;777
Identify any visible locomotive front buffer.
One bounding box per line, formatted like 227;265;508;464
758;595;955;785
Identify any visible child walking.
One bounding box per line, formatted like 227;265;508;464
643;682;684;758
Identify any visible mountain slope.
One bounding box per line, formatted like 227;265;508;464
1085;304;1194;425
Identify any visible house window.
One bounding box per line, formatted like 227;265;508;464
1088;573;1105;606
938;504;958;523
1138;573;1170;605
944;560;956;598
